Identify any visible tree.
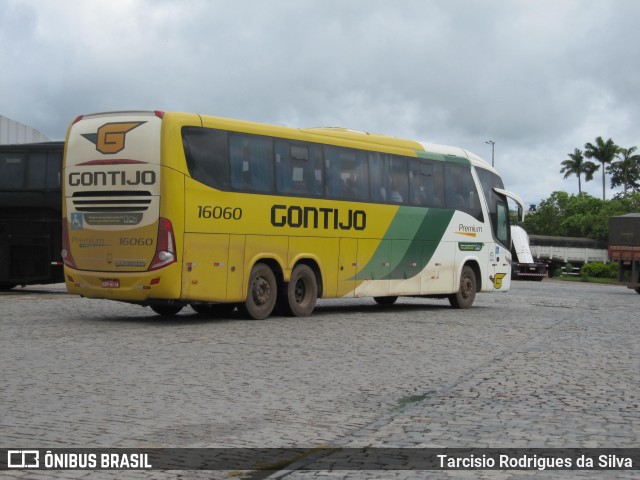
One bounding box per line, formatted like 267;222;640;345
522;191;570;236
584;137;619;200
608;146;640;197
559;148;598;194
523;191;640;241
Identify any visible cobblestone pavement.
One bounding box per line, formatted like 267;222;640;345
0;279;638;479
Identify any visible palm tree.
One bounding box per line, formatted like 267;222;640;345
608;146;640;197
584;137;619;200
559;148;598;194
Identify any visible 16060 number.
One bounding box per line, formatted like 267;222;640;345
197;206;243;220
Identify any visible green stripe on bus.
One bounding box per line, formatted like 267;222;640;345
386;208;454;280
353;207;454;280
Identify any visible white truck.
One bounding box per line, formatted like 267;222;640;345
510;226;547;280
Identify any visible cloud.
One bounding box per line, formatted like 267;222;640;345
2;0;640;205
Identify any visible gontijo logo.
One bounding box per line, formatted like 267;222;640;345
492;273;507;289
81;122;146;154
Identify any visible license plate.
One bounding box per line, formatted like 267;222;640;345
101;279;120;288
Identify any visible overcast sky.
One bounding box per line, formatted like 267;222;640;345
2;0;640;206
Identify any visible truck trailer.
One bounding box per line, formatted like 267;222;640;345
528;234;608;276
608;213;640;294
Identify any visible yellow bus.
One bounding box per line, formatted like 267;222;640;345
62;111;524;319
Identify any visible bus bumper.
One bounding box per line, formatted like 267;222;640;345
64;263;182;303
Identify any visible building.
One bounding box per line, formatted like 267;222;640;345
0;114;50;144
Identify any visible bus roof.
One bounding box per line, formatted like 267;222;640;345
71;110;495;170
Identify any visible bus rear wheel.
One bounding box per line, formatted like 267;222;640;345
240;263;277;320
280;264;317;317
449;265;476;309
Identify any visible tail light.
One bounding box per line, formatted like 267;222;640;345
149;218;177;271
61;219;77;269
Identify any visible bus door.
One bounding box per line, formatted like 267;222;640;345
489;198;513;291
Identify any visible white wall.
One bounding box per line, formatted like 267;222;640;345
0;115;50;144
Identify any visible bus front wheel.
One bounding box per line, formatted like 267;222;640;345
374;296;398;305
281;264;317;317
449;265;476;309
241;263;277;320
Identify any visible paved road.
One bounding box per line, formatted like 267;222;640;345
1;280;638;479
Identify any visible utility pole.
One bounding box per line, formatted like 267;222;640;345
485;140;495;167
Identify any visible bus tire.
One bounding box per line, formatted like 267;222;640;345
449;265;476;309
374;296;398;305
151;304;183;316
240;263;277;320
283;264;317;317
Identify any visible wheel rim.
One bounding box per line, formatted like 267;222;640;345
461;275;473;298
294;278;307;304
252;276;271;306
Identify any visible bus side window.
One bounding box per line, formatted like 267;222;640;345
182;127;229;191
275;141;291;193
325;146;368;201
369;152;390;202
496;200;510;246
230;133;273;193
444;163;483;221
409;159;426;206
290;145;309;195
409;159;444;207
389;156;408;203
309;144;324;196
0;153;25;190
275;141;323;197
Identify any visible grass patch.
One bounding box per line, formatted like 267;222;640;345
554;275;616;284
